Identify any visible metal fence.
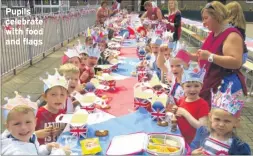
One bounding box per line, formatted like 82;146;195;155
1;5;98;76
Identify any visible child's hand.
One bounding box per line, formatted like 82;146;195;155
62;146;71;155
191;147;204;155
80;72;89;82
35;126;52;138
171;105;178;114
52;127;62;137
46;142;60;151
175;107;186;117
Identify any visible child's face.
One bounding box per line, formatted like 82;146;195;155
170;58;183;79
68;57;81;69
6;111;36;142
98;42;106;52
151;44;160;57
209;109;239;137
64;72;80;94
80;55;88;70
87;57;98;68
44;86;68;111
160;47;171;60
182;82;202;100
85;38;93;47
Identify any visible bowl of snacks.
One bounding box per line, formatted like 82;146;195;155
146;134;183;155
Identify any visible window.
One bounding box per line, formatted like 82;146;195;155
246;0;253;3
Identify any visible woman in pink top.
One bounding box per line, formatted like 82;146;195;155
96;1;109;25
141;1;162;21
188;1;247;107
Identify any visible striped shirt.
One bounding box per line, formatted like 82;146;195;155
202;136;232;155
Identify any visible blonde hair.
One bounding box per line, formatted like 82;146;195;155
144;1;152;7
59;63;80;75
168;0;179;14
226;1;246;30
160;44;172;52
7;105;35;123
202;1;228;25
208;108;237;138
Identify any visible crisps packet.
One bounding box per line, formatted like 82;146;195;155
80;138;102;155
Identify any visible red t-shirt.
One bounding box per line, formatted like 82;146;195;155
35;107;66;145
176;97;209;144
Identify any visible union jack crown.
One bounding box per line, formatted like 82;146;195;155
86;45;101;58
181;64;206;84
211;82;244;116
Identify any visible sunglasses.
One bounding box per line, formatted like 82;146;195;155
205;3;215;10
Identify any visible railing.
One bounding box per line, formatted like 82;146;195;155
1;5;98;76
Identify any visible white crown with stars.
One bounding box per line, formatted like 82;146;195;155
181;64;206;84
2;91;39;111
211;82;244;116
40;68;69;91
86;45;101;58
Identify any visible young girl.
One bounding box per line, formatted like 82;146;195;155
59;63;80;113
62;48;81;69
226;1;248;64
172;64;209;144
149;37;162;80
36;70;68;145
190;83;251;155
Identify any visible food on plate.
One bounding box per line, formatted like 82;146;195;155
157;121;168;127
95;130;109;137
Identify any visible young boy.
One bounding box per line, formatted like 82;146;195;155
59;63;80;113
36;70;69;145
149;37;162;80
80;44;101;84
1;104;70;155
172;64;209;144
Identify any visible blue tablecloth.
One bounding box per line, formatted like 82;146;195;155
57;108;181;155
113;57;139;77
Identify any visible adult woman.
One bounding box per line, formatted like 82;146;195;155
188;1;247;106
96;1;109;25
141;1;163;21
162;0;182;42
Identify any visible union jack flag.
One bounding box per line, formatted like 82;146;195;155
137;71;147;82
134;98;150;110
103;68;112;74
103;80;116;90
81;105;95;113
70;124;88;138
95;89;103;97
111;64;118;71
151;107;166;121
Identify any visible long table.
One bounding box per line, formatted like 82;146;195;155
57;39;186;155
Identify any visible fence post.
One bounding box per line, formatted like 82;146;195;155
27;16;33;66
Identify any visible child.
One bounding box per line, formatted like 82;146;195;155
85;36;93;48
1;104;70;155
62;48;81;69
36;70;69;145
226;1;248;64
149;37;163;80
80;53;88;72
80;44;101;84
59;63;80;112
172;64;209;144
157;42;173;84
190;83;251;155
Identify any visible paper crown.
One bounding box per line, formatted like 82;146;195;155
40;68;69;92
162;31;173;43
64;48;80;59
75;40;86;54
151;37;162;46
181;64;206;84
211;82;244;116
86;45;101;58
2;91;39;111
